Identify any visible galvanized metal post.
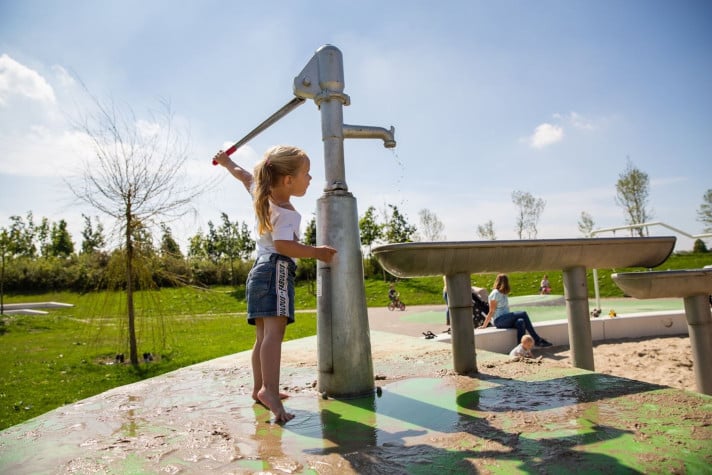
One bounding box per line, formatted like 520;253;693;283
683;294;712;395
294;45;378;397
563;266;595;370
445;273;477;374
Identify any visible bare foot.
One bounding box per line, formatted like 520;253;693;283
257;388;294;423
252;392;289;404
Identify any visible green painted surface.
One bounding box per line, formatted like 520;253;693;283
265;375;710;473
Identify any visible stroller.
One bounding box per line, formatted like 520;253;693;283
472;287;491;328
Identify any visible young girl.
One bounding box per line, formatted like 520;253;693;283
213;145;337;423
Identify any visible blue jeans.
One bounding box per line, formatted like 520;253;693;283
494;311;543;344
443;291;450;325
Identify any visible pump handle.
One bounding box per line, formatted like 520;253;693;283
212;97;306;165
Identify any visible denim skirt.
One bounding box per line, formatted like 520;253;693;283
246;253;297;325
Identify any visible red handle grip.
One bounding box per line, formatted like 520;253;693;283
212;144;238;165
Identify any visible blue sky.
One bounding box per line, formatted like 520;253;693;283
1;0;710;253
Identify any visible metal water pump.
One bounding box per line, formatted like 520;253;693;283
221;44;395;397
293;45;396;397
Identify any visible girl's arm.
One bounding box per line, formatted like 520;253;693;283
274;240;337;263
479;300;497;328
213;151;253;193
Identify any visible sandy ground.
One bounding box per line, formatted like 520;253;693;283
542;335;695;393
367;305;698;393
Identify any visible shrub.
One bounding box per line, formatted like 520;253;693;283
693;239;709;253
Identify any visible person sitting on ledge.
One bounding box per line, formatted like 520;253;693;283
479;273;553;347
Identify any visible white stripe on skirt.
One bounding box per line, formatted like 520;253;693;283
276;259;290;317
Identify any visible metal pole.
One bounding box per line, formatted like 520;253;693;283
300;45;374;397
563;266;595;370
683;294;712;395
593;268;601;311
445;273;477;374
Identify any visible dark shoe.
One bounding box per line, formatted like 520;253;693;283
536;339;553;348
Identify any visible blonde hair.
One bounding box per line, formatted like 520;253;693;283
521;335;534;345
253;145;308;235
494;273;511;294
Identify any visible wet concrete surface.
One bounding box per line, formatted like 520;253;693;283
1;311;711;474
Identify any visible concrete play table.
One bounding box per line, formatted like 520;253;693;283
612;268;712;394
373;237;675;373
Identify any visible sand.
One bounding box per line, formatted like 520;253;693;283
367;305;698;394
543;335;696;393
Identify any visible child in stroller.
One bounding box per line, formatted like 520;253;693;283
472;286;491;327
443;284;491;328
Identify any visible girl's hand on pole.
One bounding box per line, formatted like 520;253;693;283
315;246;337;263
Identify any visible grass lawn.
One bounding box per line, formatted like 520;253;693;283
0;286;317;430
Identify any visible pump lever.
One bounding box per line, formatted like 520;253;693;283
212;97;306;164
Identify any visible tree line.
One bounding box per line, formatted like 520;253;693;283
0;203;433;293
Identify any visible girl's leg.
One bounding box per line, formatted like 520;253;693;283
251;320;265;402
256;316;294;423
252;319;290;403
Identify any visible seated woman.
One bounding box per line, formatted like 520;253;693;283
479;273;552;347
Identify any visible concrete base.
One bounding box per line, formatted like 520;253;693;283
437;310;688;354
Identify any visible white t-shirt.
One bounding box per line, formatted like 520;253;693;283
509;343;533;359
255;204;301;261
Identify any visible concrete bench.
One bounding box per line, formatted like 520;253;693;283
436;310;688;354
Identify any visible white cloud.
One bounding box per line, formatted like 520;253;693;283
52;64;76;88
0;54;56;105
568;112;595;130
528;123;564;149
553;111;595;131
0;125;93;177
136;119;161;139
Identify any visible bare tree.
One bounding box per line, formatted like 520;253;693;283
417;208;445;241
68;95;206;366
578;211;595;237
697;188;712;233
512;190;546;239
615;157;652;237
476;220;497;240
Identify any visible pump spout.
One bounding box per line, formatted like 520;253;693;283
343;124;396;148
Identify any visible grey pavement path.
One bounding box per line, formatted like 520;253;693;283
367;304;449;338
